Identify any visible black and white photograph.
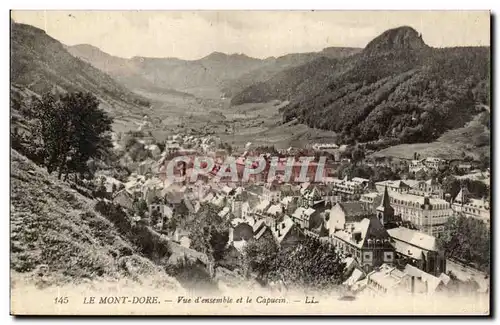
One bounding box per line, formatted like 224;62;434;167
9;10;491;315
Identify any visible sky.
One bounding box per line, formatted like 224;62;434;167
11;10;490;60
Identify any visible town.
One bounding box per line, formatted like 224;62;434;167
95;122;490;298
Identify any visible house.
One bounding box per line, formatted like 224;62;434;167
299;185;330;208
138;158;156;175
312;143;338;151
329;216;395;270
262;182;281;203
424;157;447;170
452;188;490;224
218;206;231;219
352;177;370;188
270;216;305;249
403;264;448;294
456;163;473;173
281;196;299;214
149;203;173;220
112;189;134;210
141;178;164;204
145;144;162;158
409;159;426;173
330;177;365;199
375;180;410;194
406;179;444;198
254;199;271;216
327;201;374;233
360;192;382;210
387;227;446;276
363;263;449;296
252;220;274;243
413;167;430;179
291;206;316;229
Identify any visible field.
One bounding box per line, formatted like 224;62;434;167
117;89;338;150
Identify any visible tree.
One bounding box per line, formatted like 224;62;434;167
32;92;113;180
442;214;490;273
351;147;365;165
179;203;230;263
134;198;148;217
268;237;346;291
243;238;279;278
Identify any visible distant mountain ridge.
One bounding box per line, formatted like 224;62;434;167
230;26;490;145
220;47;361;97
68;44;361;97
68;45;264;96
10;21;150;117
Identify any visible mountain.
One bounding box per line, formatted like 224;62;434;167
231;26;490;145
68;45;265;97
364;26;428;54
10;21;150;117
220;47;361;97
68;44;361;98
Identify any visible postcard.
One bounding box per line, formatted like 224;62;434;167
10;10;490;315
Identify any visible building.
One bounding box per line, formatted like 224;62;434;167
387;227;446;276
312;143;339;151
375;186;395;226
364;263;448;296
252;220;275;244
291;206;316;229
406;179;444;199
424;157;447;170
329;216;395;270
262;182;281;203
270;216;305;249
330;177;365;199
385;191;453;237
409;159;426;173
112;189;134;210
452;188;490;223
375;180;411;194
149;203;173;220
327;202;375;232
360;192;382;210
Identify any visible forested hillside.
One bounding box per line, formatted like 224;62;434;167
221;47;361;97
231;26;490;145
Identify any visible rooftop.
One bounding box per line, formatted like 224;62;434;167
387;227;439;252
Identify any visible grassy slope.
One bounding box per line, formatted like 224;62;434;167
10;149;180;289
371;112;490;160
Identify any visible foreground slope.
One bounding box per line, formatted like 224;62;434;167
10;149;179;289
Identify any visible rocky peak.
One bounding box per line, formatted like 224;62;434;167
364;26;428;54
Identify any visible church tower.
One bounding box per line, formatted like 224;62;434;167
376;185;394;225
